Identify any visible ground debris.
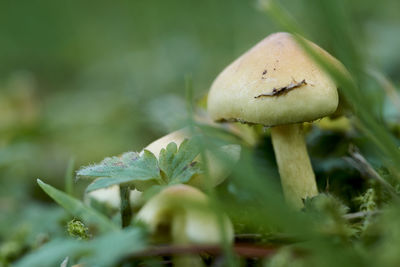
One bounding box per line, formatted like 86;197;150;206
255;79;307;98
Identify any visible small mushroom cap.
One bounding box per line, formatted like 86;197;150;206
208;32;341;126
144;129;190;158
136;184;234;244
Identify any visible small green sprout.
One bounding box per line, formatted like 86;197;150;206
354;188;377;212
67;219;90;240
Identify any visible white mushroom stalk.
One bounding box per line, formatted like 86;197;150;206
207;32;346;208
136;185;234;266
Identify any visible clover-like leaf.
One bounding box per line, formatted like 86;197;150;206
158;138;202;184
78;138;203;193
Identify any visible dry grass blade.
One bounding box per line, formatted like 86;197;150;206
343;210;381;220
345;145;399;199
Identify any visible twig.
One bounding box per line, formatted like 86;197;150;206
254;79;307;98
367;68;400;115
124;243;280;260
343;210;380;220
345;145;399;200
234;234;262;240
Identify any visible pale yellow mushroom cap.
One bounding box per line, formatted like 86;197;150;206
136;184;234;245
207;32;340;126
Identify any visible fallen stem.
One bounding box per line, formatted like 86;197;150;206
343;210;380;220
345;145;399;200
123;243;280;259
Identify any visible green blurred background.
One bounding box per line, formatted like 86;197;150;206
0;0;399;250
0;0;275;206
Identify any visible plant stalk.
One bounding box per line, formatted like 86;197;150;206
120;184;132;228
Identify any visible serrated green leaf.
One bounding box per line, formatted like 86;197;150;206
158;142;178;179
131;150;161;180
168;161;202;184
79;139;203;193
37;179;118;233
77;152;141;177
158;138;202;184
77;151;161;191
15;228;146;267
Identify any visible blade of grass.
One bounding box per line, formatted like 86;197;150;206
37;179;118;233
185;75;238;267
64;157;75;196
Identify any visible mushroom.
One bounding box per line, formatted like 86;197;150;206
137;128;241;190
136;184;233;265
207;32;343;208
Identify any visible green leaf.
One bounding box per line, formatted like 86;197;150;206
77;151;161;191
168;161;202;185
15;228;146;267
15;239;84;267
140;184;166;202
131;150;161;180
158;138;202;184
37;179;118;233
77;152;140;177
84;228;146;266
64;157;75;196
85;177;140;193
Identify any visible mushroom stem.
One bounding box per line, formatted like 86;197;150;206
171;212;188;244
171;213;205;267
270;123;318;209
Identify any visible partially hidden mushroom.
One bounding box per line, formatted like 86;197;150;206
136;184;233;266
207;32;345;209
